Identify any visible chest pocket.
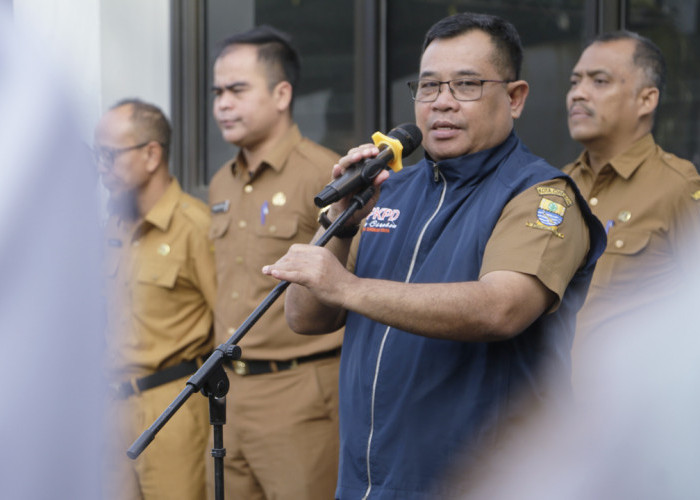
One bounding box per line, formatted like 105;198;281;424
209;215;230;240
254;213;298;240
136;258;180;289
593;229;652;288
133;257;181;319
605;229;650;255
250;214;299;271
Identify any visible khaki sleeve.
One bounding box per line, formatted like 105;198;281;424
479;178;590;311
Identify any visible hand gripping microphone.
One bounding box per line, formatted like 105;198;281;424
314;123;422;208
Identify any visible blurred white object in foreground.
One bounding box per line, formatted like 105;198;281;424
0;8;104;500
458;254;700;499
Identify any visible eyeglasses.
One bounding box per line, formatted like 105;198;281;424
93;141;152;166
407;78;513;102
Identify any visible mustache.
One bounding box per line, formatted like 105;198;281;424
569;103;594;116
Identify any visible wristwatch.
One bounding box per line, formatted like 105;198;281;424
318;207;359;239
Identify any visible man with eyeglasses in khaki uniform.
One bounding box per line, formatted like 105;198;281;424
96;98;216;500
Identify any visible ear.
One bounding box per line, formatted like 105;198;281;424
507;80;529;119
273;80;293;113
637;86;659;119
144;141;163;174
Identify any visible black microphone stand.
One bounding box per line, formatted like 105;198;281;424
127;185;376;500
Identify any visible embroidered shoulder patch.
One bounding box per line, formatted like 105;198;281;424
526;188;573;239
537;198;565;226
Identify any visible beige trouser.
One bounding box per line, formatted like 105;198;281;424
103;376;210;500
209;355;340;500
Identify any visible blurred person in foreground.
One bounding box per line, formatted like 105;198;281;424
453;240;700;500
208;25;343;500
562;31;700;381
263;12;605;499
0;8;103;500
96;99;216;500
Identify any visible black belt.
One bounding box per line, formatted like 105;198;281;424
109;357;206;399
224;348;341;376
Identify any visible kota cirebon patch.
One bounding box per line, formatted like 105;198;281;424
526;187;572;239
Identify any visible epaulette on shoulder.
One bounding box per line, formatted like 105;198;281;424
296;137;340;167
659;151;700;201
660;151;699;180
178;194;211;230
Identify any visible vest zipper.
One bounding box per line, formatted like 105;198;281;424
361;167;448;499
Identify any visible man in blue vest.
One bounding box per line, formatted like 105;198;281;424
264;12;605;499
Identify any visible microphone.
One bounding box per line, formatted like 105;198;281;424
314;123;422;208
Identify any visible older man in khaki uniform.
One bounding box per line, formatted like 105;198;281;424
563;31;700;382
97;99;216;500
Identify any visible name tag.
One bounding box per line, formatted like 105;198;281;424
211;200;230;214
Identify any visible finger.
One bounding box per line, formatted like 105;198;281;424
334;144;380;176
373;170;391;186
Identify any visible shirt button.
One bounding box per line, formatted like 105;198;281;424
228;327;236;335
589;197;598;206
269;225;277;233
231;291;239;299
235;256;243;264
244;185;253;194
614;239;624;248
238;220;247;229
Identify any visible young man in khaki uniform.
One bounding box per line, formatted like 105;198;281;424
97;99;216;500
563;32;700;379
208;26;342;499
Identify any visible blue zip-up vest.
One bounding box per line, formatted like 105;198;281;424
336;132;605;500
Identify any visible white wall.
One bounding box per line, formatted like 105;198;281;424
12;0;102;139
12;0;171;139
100;0;170;117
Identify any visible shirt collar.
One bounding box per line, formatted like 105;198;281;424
230;124;302;177
144;177;181;231
573;133;656;180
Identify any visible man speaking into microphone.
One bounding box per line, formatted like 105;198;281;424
264;12;606;499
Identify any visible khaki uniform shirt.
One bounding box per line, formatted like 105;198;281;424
480;178;590;309
563;134;700;347
104;179;216;378
209;124;342;360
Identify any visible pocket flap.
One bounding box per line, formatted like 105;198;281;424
606;229;650;255
136;259;180;288
209;215;230;239
255;215;298;239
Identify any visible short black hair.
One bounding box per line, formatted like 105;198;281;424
589;30;666;98
422;12;523;81
215;25;301;95
110;98;171;162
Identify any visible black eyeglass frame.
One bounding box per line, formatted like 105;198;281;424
407;78;513;102
93;141;159;166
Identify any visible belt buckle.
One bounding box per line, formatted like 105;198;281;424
232;360;250;376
